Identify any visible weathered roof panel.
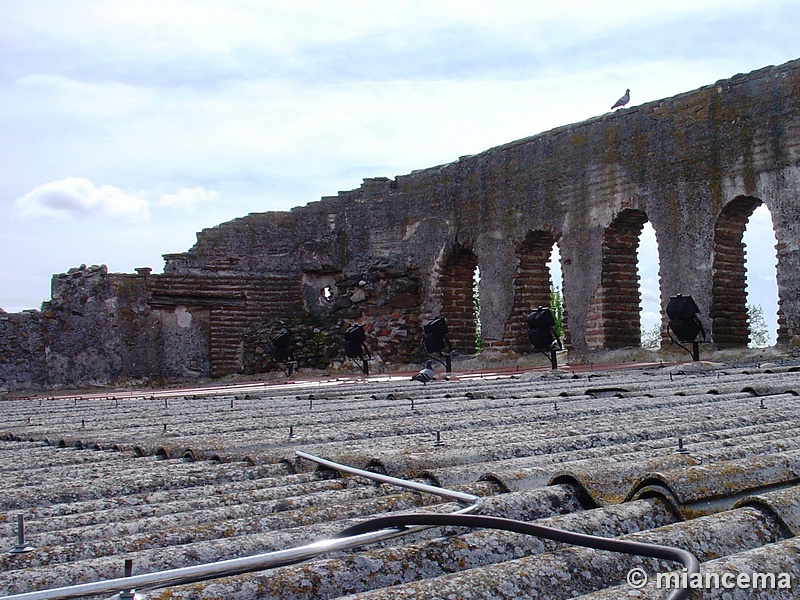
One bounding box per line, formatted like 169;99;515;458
1;360;799;599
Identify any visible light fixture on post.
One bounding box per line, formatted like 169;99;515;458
666;294;706;361
422;317;452;373
527;307;561;369
342;323;371;375
271;330;296;377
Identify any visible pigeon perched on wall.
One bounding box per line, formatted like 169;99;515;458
611;89;630;110
412;360;435;384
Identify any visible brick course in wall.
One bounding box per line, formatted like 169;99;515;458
150;274;304;377
710;196;765;347
505;231;557;354
438;247;479;356
585;209;648;350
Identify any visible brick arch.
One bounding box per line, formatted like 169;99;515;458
585;209;650;350
438;244;479;354
505;230;559;353
710;196;764;347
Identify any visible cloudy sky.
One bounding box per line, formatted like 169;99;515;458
2;1;796;340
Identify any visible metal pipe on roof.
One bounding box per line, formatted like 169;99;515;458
0;452;481;600
334;513;700;600
295;450;481;509
0;528;439;600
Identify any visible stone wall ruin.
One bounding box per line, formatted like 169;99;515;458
3;58;800;390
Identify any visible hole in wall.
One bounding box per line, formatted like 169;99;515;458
743;204;778;347
638;222;662;349
585;209;650;350
509;230;558;353
547;242;566;348
711;197;778;347
439;245;479;354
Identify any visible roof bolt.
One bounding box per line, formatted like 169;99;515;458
163;424;167;433
677;438;689;454
309;398;313;410
289;425;294;438
164;398;168;409
81;418;85;428
10;514;34;554
410;397;415;411
230;398;234;409
434;431;444;447
117;558;140;599
760;398;766;410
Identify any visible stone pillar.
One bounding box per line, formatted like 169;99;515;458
770;168;800;345
475;233;518;353
650;186;716;347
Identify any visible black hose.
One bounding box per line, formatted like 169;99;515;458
335;513;700;600
667;323;694;358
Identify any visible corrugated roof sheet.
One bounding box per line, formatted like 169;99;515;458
2;359;799;598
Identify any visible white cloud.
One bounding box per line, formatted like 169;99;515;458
15;178;150;221
156;187;219;209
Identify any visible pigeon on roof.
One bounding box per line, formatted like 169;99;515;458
411;360;435;384
611;89;630;110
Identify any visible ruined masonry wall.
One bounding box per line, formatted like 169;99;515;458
0;310;46;391
3;58;800;390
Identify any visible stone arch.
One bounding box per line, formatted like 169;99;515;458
506;230;558;353
710;195;766;347
438;244;479;355
585;209;649;350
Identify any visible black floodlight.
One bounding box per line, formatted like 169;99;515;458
666;294;706;361
271;330;296;376
527;307;561;369
667;295;702;341
343;324;371;375
343;324;366;358
422;317;452;372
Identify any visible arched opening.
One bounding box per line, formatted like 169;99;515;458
744;204;779;347
638;222;662;348
506;230;559;353
439;244;479;355
711;198;778;347
548;243;567;349
585;209;649;350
